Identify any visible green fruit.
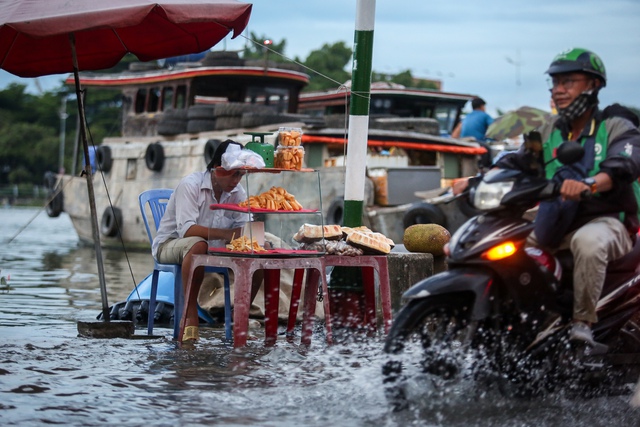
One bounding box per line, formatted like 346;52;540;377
403;224;451;256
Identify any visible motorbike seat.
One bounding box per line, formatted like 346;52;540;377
607;237;640;273
552;236;640;274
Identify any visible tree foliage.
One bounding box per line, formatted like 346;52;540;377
242;32;287;60
303;41;352;92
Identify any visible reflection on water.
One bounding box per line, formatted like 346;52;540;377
0;208;638;426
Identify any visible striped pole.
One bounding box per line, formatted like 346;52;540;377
327;1;376;327
343;0;375;227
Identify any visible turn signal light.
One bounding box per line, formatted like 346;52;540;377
483;241;517;261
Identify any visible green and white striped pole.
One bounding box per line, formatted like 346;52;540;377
343;0;375;227
328;0;376;329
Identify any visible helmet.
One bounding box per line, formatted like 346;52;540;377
545;48;606;86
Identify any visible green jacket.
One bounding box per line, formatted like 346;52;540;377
498;108;640;235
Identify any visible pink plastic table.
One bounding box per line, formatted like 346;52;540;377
179;254;332;348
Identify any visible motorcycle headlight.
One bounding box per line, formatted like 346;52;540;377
472;180;514;210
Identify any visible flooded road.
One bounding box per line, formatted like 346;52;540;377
1;207;639;426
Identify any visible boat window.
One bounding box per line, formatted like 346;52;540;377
135;89;147;114
435;104;460;135
245;86;290;112
162;87;174;111
175;85;186;109
148;87;160;112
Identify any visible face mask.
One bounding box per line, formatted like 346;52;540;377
558;89;598;122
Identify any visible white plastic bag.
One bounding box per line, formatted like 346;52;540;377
221;145;265;169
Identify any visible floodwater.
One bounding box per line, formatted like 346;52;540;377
1;207;639;426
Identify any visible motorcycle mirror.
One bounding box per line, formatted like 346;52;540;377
556;141;585;165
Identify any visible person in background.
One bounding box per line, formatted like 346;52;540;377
452;97;495;170
458;48;640;346
151;139;261;342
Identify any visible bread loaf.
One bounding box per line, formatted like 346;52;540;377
293;224;342;243
346;230;391;254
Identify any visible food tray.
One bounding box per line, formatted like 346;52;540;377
207;248;324;258
211;203;317;213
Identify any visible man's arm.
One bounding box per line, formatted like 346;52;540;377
451;122;462;138
184;224;241;242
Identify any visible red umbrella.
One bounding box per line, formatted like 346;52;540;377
0;0;252;77
0;0;252;327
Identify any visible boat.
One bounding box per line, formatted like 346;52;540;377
46;50;486;249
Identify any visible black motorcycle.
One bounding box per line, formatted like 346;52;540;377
382;141;640;409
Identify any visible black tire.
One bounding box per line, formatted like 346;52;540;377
43;171;63;218
213;103;272;118
162;108;189;121
213;103;245;117
100;206;123;237
382;295;475;411
204;139;222;165
214;116;242;130
187;119;217;133
187;105;215;120
157;119;187;136
326;197;344;225
96;145;113;173
402;202;447;229
145;143;165;171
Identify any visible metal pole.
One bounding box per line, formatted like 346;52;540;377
70;33;110;322
58;97;68;175
343;0;375;227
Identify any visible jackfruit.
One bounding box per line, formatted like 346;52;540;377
403;224;451;256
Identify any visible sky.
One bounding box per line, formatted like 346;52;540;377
1;0;639;117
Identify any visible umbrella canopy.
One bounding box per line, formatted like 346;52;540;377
0;0;252;77
0;0;252;324
486;106;552;141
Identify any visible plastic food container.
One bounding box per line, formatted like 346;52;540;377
274;146;305;170
278;127;302;147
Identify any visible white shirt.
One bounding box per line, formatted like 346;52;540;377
151;170;249;259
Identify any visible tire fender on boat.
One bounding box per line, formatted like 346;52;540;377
145;142;165;171
43;171;63;218
402;202;447;229
100;206;123;237
96;145;113;173
326;197;344;225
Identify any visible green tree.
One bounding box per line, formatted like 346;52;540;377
371;70;439;90
303;41;352;92
242;32;286;60
0;121;58;184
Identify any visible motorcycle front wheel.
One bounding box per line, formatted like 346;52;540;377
382;294;478;410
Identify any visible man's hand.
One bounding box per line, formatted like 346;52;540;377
223;227;243;242
559;179;590;201
452;177;471;196
559;173;611;201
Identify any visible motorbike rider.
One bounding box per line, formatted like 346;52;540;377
455;48;640;346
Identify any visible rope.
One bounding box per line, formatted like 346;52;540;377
238;34;371;103
85;123;141;300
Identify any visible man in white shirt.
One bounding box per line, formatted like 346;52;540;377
152;139;258;342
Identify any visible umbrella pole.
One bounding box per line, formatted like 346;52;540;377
69;34;133;338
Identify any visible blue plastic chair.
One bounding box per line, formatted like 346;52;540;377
138;189;232;340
